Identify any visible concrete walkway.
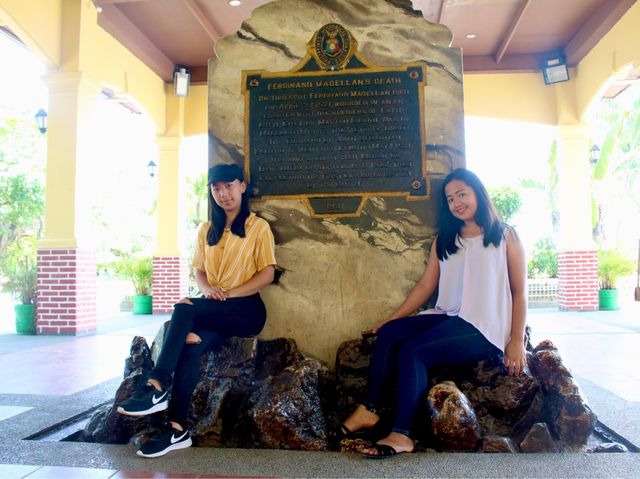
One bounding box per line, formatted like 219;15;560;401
0;303;638;478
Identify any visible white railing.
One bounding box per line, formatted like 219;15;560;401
528;278;558;306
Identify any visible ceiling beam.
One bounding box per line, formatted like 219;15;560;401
495;0;532;64
565;0;636;66
463;53;541;73
95;1;149;4
97;4;175;81
181;0;221;42
437;0;446;24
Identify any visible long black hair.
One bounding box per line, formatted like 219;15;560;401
206;164;251;246
436;168;506;260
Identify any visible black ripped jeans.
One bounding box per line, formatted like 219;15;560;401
148;294;266;427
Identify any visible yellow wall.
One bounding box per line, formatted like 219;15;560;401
465;2;640;125
184;85;208;137
0;0;62;67
575;1;640;119
464;72;558;124
0;0;166;132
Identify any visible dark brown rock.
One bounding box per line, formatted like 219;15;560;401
189;377;235;446
532;339;557;354
427;381;481;451
519;422;556;452
124;336;154;378
249;359;328;450
588;442;629;453
84;338;162;444
482;435;519;453
465;366;539;424
529;342;597;447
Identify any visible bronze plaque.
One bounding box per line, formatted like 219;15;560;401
243;24;428;217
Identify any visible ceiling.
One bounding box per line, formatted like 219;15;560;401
93;0;637;86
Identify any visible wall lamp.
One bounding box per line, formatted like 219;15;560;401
147;160;157;178
34;108;47;134
173;66;191;97
542;53;569;85
589;145;600;165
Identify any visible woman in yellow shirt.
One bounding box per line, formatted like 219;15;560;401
117;164;277;458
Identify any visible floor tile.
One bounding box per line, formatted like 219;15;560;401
23;465;117;478
0;464;40;479
112;471;199;478
0;336;139;395
0;405;32;422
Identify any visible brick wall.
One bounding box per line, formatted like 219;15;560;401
152;256;190;313
557;250;599;311
36;248;97;334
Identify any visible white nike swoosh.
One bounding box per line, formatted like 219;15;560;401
151;391;167;405
171;430;189;444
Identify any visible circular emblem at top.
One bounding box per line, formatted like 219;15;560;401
311;24;355;71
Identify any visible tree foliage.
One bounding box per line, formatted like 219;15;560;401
0;235;37;304
527;237;558;279
0;172;44;259
488;186;522;223
591;94;640;243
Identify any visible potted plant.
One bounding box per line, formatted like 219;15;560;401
114;254;153;314
1;237;37;334
597;248;635;310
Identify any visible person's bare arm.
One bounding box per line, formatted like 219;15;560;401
504;228;528;375
195;268;228;301
227;265;275;298
363;241;440;335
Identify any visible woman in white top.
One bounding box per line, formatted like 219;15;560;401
340;168;527;458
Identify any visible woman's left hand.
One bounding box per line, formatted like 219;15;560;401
504;339;527;376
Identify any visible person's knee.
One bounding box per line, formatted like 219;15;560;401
177;297;193;305
185;332;201;344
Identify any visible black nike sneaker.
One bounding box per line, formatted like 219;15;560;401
116;382;169;416
137;423;192;458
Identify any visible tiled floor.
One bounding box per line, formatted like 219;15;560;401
0;304;638;478
0;464;270;478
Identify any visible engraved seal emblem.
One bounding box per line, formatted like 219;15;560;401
310;23;355;71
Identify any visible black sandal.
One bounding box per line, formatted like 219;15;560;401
362;443;400;459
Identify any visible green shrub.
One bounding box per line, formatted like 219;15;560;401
1;236;37;304
114;254;153;296
597;248;635;290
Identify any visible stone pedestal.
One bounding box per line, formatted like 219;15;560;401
208;0;464;363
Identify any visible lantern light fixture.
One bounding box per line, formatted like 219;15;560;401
147;160;157;178
34;109;47;134
589;145;601;165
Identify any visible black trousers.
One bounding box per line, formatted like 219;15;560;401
148;294;266;426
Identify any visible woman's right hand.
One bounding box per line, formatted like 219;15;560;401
361;318;392;337
202;285;229;301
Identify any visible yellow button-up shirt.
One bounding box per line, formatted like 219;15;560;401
192;213;277;291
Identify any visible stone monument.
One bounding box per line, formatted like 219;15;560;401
208;0;464;363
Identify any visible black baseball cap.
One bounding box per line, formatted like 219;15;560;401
208;163;244;184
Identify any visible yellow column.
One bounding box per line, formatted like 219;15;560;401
552;78;599;311
155;135;183;258
556;124;594;251
39;72;96;248
37;71;100;334
153;88;189;312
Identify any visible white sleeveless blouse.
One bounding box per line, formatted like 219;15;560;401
419;231;512;352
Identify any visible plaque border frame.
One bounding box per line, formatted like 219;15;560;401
242;28;429;219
